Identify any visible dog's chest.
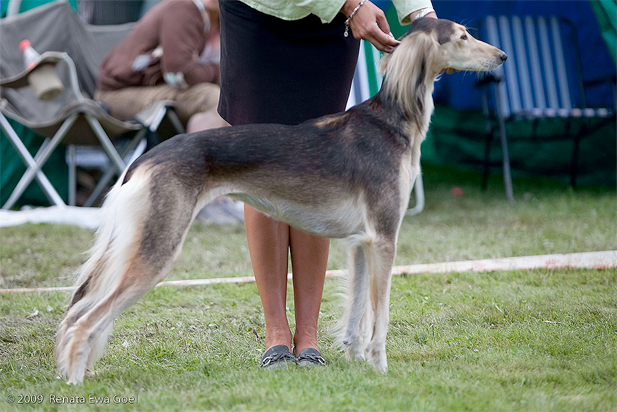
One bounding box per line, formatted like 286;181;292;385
232;192;366;239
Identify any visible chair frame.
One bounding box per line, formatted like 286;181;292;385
1;52;184;209
477;15;615;202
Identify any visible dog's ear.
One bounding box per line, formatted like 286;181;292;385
380;29;438;125
409;31;438;125
380;29;438;81
377;34;402;74
410;31;439;87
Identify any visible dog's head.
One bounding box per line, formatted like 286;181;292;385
380;18;507;77
377;18;507;138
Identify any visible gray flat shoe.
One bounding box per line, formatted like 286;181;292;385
296;348;327;367
259;345;295;369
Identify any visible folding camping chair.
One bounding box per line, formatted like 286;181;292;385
476;15;615;203
0;1;184;209
347;40;425;215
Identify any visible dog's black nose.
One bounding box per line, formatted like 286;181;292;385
500;52;508;62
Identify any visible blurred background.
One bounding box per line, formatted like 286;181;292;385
1;0;615;207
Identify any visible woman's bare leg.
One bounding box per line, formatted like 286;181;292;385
244;205;292;350
289;227;329;355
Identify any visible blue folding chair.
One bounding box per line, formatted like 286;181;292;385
477;15;615;202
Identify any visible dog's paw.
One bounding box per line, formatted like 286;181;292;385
368;356;388;372
85;369;98;378
66;377;81;385
343;339;366;362
367;346;388;372
343;345;366;362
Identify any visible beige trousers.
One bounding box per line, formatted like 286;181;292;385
94;82;220;125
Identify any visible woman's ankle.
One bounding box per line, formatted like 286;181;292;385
292;334;319;355
265;328;293;351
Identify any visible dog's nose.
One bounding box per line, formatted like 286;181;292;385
500;52;508;62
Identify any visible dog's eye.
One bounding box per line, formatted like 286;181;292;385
461;34;468;40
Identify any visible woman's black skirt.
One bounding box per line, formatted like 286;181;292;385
218;0;360;126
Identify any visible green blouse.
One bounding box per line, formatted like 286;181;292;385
239;0;434;25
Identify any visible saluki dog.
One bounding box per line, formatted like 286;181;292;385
56;18;506;383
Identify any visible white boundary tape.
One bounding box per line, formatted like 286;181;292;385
1;250;615;294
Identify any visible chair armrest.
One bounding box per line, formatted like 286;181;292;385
0;51;85;102
0;51;66;89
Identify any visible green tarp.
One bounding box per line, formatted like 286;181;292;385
425;106;616;187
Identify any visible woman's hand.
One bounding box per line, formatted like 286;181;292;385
341;1;438;53
341;0;398;52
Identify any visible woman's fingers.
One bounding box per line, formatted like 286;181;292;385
346;1;398;52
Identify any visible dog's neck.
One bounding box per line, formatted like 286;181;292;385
377;73;436;143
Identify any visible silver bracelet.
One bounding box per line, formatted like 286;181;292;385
414;7;435;20
344;0;367;38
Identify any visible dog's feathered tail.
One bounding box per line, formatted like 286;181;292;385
55;168;152;382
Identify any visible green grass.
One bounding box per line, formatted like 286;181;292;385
0;164;616;411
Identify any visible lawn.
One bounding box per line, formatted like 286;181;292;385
1;164;616;411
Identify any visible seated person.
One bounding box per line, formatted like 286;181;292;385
94;0;226;131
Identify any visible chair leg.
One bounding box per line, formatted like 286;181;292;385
6;127;68;207
570;126;582;187
83;131;146;207
68;145;76;206
497;116;515;204
82;108;182;207
143;107;167;151
166;109;185;134
482;132;492;191
1;114;76;209
84;114;126;172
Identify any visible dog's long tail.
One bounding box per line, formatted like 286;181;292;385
55;165;201;383
54;169;150;382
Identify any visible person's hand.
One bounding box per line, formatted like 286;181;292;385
341;1;438;53
341;0;398;52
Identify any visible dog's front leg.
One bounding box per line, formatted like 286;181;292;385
341;244;371;361
366;236;397;372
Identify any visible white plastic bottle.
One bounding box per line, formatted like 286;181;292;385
19;39;41;70
18;39;64;100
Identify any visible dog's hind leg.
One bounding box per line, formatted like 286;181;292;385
340;244;371;361
56;171;200;384
61;226;191;384
63;263;166;383
365;235;397;372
